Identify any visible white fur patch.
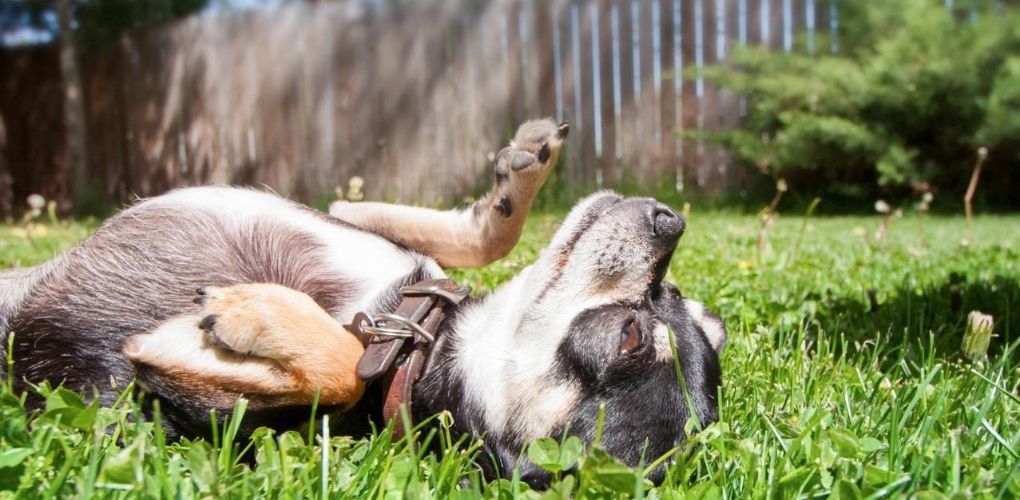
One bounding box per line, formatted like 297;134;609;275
124;316;294;392
145;187;428;319
684;299;726;353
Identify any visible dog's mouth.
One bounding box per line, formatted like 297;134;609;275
647;255;675;302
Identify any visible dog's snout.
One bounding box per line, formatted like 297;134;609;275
645;202;684;240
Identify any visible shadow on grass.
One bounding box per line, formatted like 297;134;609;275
813;273;1018;366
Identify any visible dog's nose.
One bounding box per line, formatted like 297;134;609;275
645;202;685;240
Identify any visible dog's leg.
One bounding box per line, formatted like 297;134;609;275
125;284;365;408
330;119;569;268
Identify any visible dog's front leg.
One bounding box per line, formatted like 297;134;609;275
330;119;569;269
125;284;365;408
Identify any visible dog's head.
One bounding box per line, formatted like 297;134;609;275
420;191;724;485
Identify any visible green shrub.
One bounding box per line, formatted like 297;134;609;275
694;0;1020;207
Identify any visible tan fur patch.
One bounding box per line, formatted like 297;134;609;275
126;284;366;408
330;118;567;269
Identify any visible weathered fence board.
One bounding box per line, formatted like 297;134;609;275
0;0;839;212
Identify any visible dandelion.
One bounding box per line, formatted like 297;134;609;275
874;200;898;242
962;311;994;362
347;176;365;202
758;179;787;262
22;194;46;224
26;194;45;210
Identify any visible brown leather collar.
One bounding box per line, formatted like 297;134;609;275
345;279;469;438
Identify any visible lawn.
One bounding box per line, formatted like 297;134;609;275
1;207;1018;498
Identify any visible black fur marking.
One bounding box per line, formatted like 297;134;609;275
411;298;494;470
550;288;721;484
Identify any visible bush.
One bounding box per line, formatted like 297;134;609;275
695;0;1020;207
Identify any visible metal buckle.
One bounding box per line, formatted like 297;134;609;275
356;283;470;344
399;284;471;304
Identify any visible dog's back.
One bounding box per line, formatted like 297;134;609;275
2;188;395;411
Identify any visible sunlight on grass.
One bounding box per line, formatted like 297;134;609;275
1;211;1018;497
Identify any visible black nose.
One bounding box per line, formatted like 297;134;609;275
645;202;685;239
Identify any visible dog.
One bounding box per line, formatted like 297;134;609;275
0;119;724;484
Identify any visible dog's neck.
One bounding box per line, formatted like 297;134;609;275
409;270;531;437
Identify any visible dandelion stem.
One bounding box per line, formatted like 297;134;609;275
964;148;988;244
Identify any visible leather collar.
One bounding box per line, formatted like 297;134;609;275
345;279;469;438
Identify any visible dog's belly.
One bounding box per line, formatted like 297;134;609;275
5;187;434;404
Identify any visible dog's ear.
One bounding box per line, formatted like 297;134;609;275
685;299;726;353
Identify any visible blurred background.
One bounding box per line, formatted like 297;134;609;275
0;0;1017;216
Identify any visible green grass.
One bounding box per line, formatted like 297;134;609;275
1;208;1018;498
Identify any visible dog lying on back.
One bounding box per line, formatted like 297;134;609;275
0;119;724;484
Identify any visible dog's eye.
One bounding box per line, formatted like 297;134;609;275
537;143;551;163
619;318;642;354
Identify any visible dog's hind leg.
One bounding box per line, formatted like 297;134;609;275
124;284;366;409
330;119;569;269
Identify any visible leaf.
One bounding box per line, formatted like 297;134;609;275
45;387;85;410
590;463;640;494
70;402;98;431
100;441;141;486
540;475;575;500
527;438;563;473
186;441;217;491
777;466;816;495
557;436;582;471
829;479;862;499
859;437;884;453
0;448;33;469
863;464;896;487
827;428;860;458
583;448;643;494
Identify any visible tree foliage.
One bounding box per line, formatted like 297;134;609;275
695;0;1020;205
4;0;208;50
75;0;208;49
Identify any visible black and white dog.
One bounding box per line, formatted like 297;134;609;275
0;119;724;484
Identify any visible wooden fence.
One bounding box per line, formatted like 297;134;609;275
0;0;841;211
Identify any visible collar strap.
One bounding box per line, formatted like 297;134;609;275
345;279;469;438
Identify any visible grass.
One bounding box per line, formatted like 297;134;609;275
1;207;1018;498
